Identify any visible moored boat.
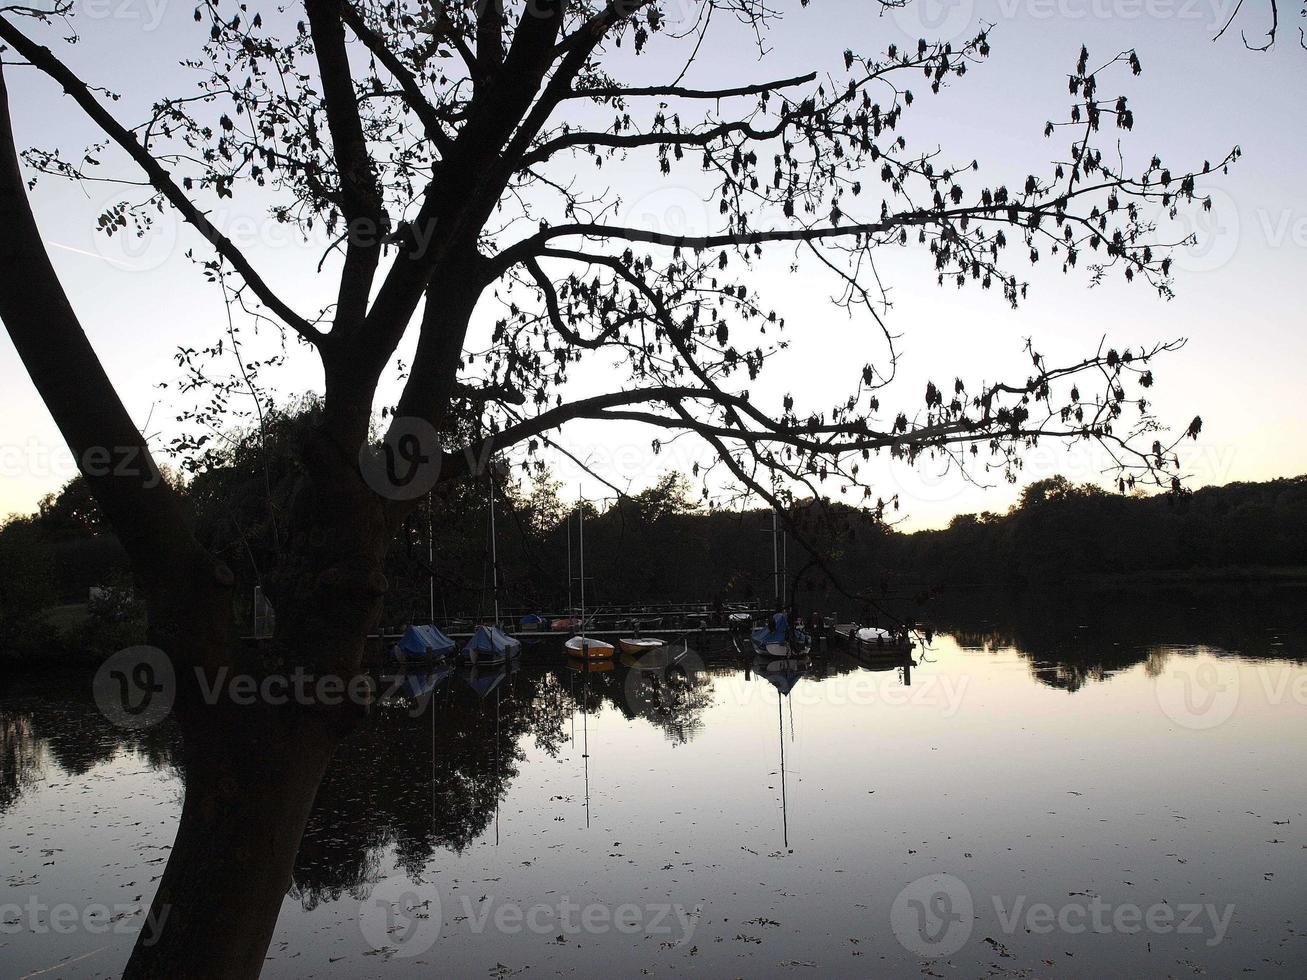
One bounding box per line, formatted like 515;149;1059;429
855;626;911;649
618;637;664;657
834;624;913;652
390;624;456;663
750;611;811;656
462;624;522;666
565;635;616;659
620;639;690;671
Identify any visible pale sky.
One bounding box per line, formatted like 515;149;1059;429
1;0;1303;529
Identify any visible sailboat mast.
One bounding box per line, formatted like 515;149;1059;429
778;693;789;849
430;680;435;837
489;469;500;627
427;491;435;623
782;524;788;608
495;685;501;845
582;663;591;829
578;489;585;640
772;509;780;605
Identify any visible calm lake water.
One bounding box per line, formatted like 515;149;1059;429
3;589;1306;977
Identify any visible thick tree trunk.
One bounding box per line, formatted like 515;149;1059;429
124;696;345;979
0;59;233;661
0;59;367;979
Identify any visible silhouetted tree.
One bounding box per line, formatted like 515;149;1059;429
0;2;1232;975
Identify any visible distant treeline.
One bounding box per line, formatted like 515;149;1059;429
3;419;1306;659
879;473;1307;589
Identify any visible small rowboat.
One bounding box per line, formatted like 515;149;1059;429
620;641;688;671
618;637;664;657
564;635;616;659
551;616;583;632
853;626;912;650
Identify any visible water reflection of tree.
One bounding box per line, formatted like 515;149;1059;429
936;586;1307;691
290;668;570;909
628;671;713;744
291;658;723;907
11;603;1305;919
1;710;41;813
0;694;180;815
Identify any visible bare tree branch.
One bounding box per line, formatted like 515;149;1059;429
0;15;321;344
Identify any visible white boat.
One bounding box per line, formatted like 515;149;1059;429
854;626;912;650
563;495;614;661
618;637;664;657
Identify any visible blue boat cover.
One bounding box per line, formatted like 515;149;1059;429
519;613;547;629
464;624;522;660
396;624;456;659
752;612;808;648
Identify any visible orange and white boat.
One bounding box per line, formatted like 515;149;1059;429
564;635;615;659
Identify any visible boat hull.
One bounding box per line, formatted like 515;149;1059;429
618;637;664;656
565;636;616;659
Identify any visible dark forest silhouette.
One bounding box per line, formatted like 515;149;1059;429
6;465;1305;663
